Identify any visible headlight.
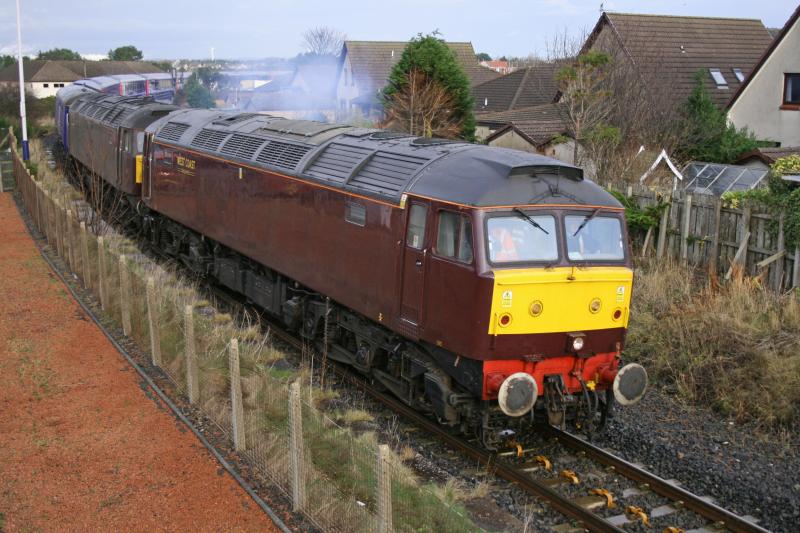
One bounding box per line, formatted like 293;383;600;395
572;336;585;351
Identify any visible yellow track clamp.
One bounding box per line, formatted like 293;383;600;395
589;488;615;508
625;506;651;527
534;455;552;470
560;469;580;484
661;528;684;533
507;439;524;458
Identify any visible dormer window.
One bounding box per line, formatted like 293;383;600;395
709;68;728;88
732;68;744;82
784;74;800;108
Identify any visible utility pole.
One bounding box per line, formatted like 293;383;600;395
15;0;29;160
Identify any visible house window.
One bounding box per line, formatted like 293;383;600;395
732;68;744;82
784;74;800;107
43;83;49;88
709;68;728;88
345;201;366;226
435;211;473;263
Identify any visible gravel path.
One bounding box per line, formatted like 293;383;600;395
0;193;280;532
595;389;800;533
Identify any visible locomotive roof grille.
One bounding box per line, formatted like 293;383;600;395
105;107;135;127
220;133;267;160
191;129;230;151
306;143;373;184
156;122;191;142
348;152;430;196
256;141;313;171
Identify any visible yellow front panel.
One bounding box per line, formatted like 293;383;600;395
488;267;633;335
135;155;143;184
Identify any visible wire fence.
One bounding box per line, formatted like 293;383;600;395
10;135;480;532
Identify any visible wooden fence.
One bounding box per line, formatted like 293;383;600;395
616;183;798;292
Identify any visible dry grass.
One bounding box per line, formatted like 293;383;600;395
340;409;374;425
627;259;800;429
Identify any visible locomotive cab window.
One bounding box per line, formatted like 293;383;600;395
345;202;366;226
406;203;428;249
436;211;473;263
487;213;558;263
565;214;624;261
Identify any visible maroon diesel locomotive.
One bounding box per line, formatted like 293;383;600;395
63;94;647;447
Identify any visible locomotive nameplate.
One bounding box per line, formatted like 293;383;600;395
175;154;196;176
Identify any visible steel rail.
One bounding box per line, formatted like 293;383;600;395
540;425;771;533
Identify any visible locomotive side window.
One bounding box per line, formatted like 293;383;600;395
487;214;558;263
436;211;473;263
565;215;624;261
345;202;366;226
406;204;428;249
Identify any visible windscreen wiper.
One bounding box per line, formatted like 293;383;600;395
572;207;602;236
513;207;549;234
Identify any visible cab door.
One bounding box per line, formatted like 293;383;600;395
117;128;134;191
399;201;430;334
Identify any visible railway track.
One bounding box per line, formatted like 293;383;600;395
254;310;771;533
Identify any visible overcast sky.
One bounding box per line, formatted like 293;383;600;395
0;0;796;60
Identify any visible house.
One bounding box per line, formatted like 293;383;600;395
480;60;515;75
472;62;562;114
239;63;338;121
736;146;800;170
475;103;595;176
336;40;500;116
581;12;774;109
727;5;800;146
0;60;167;98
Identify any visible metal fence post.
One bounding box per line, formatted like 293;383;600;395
230;338;245;452
146;276;162;367
119;254;132;336
97;236;107;310
289;379;306;511
185;305;199;404
80;222;90;289
376;444;394;533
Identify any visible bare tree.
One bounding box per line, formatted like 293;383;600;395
547;28;689;183
382;69;462;139
301;26;346;57
556;50;615;166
